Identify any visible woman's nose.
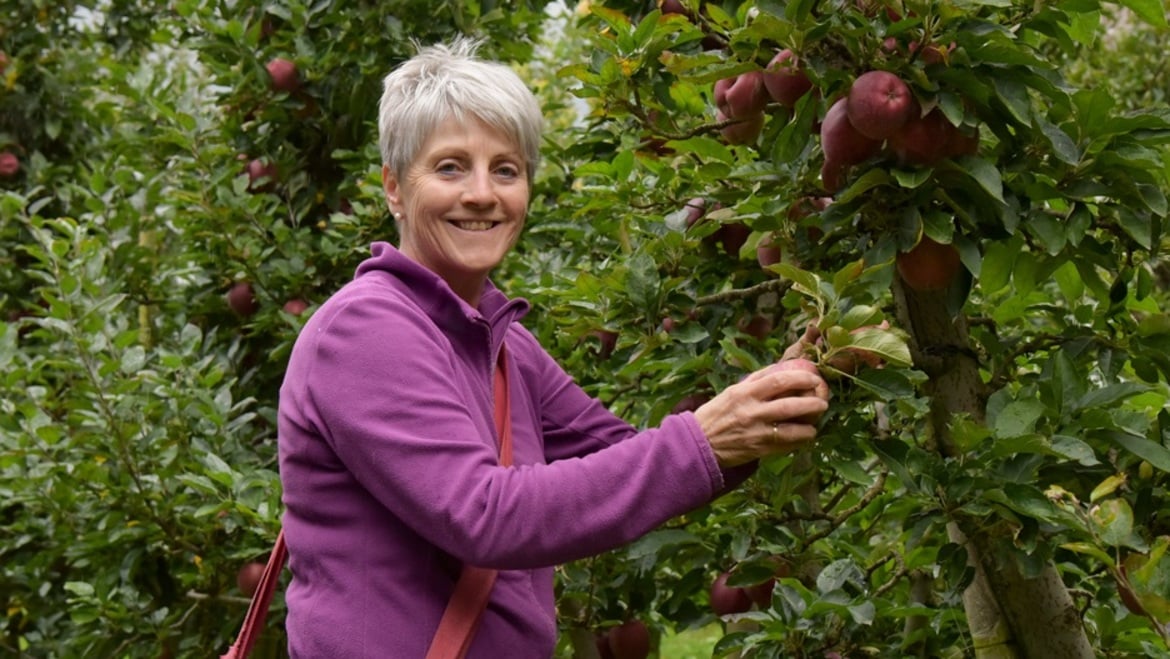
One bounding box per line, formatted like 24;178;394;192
461;168;496;207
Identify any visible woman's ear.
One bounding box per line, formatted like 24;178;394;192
382;164;401;215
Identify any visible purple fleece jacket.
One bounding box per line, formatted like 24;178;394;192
277;242;747;658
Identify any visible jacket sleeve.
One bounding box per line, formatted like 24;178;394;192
508;325;759;489
298;293;727;570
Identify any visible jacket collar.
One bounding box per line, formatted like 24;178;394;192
354;241;529;354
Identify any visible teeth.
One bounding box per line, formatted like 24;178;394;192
452;221;494;231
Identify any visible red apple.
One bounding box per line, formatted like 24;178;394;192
227;281;259;317
282;299;309;315
762;50;813;108
266;57;300;94
738;314;773;341
716;72;769;117
595;632;616;659
947;126;980;158
756;233;783;268
910;40;956;66
0;151;20;178
683;197;707;229
718;222;751;257
710;571;753;615
590;329;618;358
659;0;688;16
896;236;961;291
787;196;831;223
887;108;957;167
607;620;651;659
661;316;675;333
236;561;266;597
744;577;776;609
846;70;914;140
821;98;882;167
716;109;765;146
245;158;278;193
820;158;846;194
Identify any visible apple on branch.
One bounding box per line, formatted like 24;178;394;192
846;70;915;140
607;619;651;659
227;281;260;317
266;57;300;94
710;571;753;616
896;236;962;291
0;151;20;179
762;49;814;108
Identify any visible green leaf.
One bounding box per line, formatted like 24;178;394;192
1051;435;1100;466
988;484;1078;527
1117;208;1153;250
849;600;876;625
1091;498;1135;547
851;368;920;399
1106;431;1170;472
1118;0;1168;27
1127;536;1170;622
993;400;1046;439
64;582;95;598
1036;116;1080;165
993;77;1032;125
847;328;912;368
816;559;865;594
625;253;660;311
952;155;1004;203
770;263;823;301
1090;474;1128;503
627;529;700;559
980;238;1020;293
1060;542;1116;567
1074;382;1150;412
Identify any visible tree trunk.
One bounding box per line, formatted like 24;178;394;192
891;278;1094;658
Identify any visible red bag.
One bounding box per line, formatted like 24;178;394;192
221;346;513;659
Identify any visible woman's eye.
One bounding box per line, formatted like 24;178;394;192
436;161;462;174
495;164;521;179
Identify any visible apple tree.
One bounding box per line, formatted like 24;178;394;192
515;1;1170;657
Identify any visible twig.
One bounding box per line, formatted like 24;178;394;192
803;469;889;546
697;279;793;306
185;590;255;606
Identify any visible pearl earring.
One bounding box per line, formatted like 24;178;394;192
394;211;402;219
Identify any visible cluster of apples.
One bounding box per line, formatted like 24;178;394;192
238;57;301;194
821;69;978;193
713;47;815;146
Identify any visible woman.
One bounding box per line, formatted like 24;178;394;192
277;38;830;658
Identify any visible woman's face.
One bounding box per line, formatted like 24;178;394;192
383;117;529;304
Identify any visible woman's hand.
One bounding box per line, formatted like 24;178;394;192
692;365;830;468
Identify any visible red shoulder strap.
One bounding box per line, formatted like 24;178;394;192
424;344;512;659
220;530;288;659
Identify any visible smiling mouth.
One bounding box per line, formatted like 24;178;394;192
449;220;496;232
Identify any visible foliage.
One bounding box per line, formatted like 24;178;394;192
522;0;1170;657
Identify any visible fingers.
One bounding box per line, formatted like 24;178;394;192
760;391;829;424
741;369;828;403
780;324;821;361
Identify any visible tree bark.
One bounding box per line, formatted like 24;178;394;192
891;278;1094;658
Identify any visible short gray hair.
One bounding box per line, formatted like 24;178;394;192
377;37;543;181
